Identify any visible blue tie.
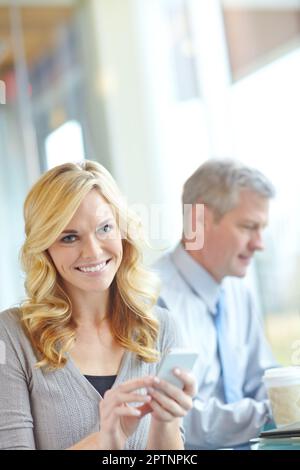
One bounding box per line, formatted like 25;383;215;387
214;290;243;403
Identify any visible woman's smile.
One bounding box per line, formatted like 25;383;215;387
75;259;111;276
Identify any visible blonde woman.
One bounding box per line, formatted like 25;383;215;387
0;161;195;450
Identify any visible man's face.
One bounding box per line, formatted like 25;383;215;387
201;190;269;282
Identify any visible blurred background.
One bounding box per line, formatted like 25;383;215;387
0;0;300;364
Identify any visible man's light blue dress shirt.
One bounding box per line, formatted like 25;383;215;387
154;243;277;449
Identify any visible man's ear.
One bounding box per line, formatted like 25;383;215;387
189;201;205;235
202;204;215;234
183;201;204;250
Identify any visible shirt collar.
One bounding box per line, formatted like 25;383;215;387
171;242;222;314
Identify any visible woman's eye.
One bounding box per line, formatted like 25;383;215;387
61;235;77;243
98;224;113;234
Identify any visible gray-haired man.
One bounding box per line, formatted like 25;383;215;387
154;159;277;449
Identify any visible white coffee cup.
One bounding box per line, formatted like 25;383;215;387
263;367;300;428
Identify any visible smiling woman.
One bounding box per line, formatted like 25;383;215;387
0;160;195;450
47;190;124;316
20;161;154;370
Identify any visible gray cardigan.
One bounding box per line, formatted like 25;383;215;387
0;306;180;450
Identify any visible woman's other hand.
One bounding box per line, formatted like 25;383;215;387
97;376;154;449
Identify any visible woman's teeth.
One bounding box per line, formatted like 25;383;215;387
77;261;108;273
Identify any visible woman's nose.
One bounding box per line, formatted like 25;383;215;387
81;235;103;259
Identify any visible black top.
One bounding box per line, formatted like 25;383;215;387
85;375;117;397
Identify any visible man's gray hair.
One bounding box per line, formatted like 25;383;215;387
182;158;275;219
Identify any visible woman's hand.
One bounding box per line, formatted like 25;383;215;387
68;372;195;450
97;377;153;449
148;368;196;423
145;368;196;449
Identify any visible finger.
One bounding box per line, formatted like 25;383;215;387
148;387;185;417
116;392;152;406
117;377;155;393
173;369;196;396
114;405;142;418
151;377;192;411
154;368;196;399
101;392;151;418
150;398;173;421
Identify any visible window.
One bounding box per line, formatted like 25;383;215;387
45;120;85;169
163;0;200;100
223;1;300;364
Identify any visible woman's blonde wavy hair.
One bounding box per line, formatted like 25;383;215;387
20;160;160;370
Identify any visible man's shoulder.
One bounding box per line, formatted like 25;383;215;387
153;249;187;286
153;251;176;277
152;304;181;344
152;304;174;326
154;251;191;304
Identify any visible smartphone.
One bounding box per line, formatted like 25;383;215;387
157;348;198;389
